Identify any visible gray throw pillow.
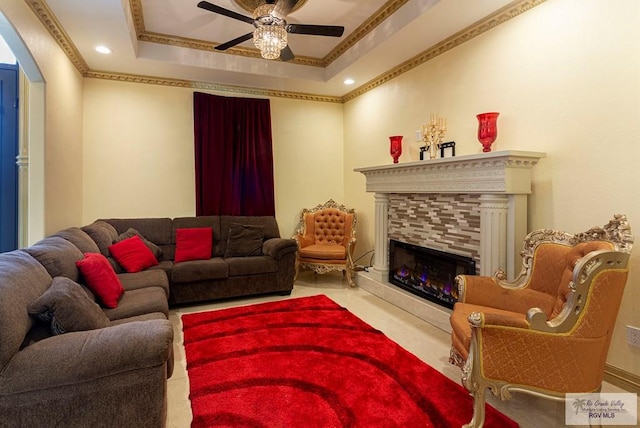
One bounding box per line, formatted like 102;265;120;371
114;228;163;259
28;277;110;335
224;223;264;257
82;220;118;257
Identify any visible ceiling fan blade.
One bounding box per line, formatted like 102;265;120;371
280;45;295;61
215;32;254;51
273;0;299;18
197;1;254;25
287;24;345;37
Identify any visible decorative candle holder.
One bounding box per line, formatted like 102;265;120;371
389;135;403;163
476;112;499;153
421;114;447;159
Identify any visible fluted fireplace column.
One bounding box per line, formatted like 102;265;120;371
372;193;389;282
479;194;509;276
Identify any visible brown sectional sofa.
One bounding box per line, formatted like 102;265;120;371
0;229;173;427
0;215;296;427
97;215;298;305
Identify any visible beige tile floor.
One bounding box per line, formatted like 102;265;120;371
166;272;637;428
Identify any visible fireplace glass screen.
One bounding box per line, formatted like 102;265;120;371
388;239;475;309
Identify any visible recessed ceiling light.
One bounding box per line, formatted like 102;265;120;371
344;78;355;85
95;45;112;54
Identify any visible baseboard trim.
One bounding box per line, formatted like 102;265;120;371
604;364;640;393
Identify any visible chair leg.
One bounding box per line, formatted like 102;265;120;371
463;387;487;428
346;266;355;287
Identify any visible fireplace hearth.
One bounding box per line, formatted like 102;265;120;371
389;240;475;309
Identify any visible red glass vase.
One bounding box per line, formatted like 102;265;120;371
389;135;403;163
476;112;500;153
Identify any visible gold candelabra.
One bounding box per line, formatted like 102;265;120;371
422;114;447;160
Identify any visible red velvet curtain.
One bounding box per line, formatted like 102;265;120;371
193;92;275;216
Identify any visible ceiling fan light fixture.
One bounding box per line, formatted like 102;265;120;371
253;3;275;19
253;25;288;60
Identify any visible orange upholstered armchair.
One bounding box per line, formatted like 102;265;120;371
293;200;357;287
449;215;633;428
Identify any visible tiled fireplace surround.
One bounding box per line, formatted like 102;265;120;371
355;151;545;332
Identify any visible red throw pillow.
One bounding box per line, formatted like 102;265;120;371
76;253;124;308
175;227;212;263
108;235;158;273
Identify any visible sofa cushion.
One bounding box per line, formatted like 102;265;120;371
226;256;278;276
28;277;110;335
109;236;158;273
102;287;169;320
52;227;101;254
0;251;52;370
109;312;168;326
114;228;163;260
118;269;170;298
24;236;84;282
103;218;173;246
175;227;213;263
171;258;228;283
76;253;124;309
224;223;264;257
82;220;118;257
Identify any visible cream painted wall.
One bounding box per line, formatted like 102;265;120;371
82;79;344;238
82;79;195;221
344;0;640;376
270;97;344;236
0;0;84;237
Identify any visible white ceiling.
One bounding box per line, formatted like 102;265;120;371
43;0;516;97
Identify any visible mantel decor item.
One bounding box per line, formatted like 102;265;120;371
421;114;447;159
389;135;403;163
419;141;456;160
476;112;500;153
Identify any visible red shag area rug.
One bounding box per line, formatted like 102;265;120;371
182;295;518;428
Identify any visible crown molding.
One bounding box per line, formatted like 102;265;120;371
130;0;145;35
24;0;89;74
130;0;407;68
84;70;343;103
137;31;323;67
323;0;410;66
342;0;548;102
27;0;546;103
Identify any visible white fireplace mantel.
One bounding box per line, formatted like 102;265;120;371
354;150;546;331
355;150;546;195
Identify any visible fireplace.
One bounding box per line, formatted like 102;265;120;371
389;239;475;309
355;150;545;331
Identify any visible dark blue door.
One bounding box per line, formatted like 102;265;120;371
0;63;19;253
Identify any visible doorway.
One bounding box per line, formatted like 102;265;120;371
0;62;18;253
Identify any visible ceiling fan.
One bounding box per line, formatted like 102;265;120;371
197;0;345;61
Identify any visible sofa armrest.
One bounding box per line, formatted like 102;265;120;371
263;238;298;260
0;319;173;395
